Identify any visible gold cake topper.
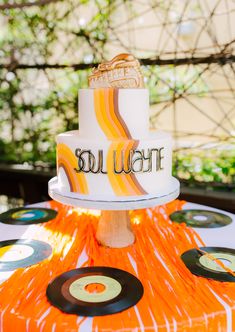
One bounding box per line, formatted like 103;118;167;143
88;53;144;88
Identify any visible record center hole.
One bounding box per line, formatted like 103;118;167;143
85;283;106;294
193;215;207;222
216;258;231;267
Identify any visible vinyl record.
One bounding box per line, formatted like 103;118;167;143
181;246;235;282
170;209;232;228
46;266;144;316
0;239;52;271
0;207;57;225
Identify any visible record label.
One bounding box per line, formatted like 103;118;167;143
0;239;52;271
0;244;34;262
12;209;46;221
181;246;235;282
47;266;144;316
170;209;232;228
0;207;57;225
68;275;122;303
199;253;235;272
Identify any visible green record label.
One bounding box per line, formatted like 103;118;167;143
69;275;122;303
199;252;235;272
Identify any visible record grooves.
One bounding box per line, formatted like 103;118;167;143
170;209;232;228
46;266;144;316
181;246;235;282
0;207;57;225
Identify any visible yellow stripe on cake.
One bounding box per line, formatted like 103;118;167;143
106;89;128;138
107;141;145;196
94;89;114;139
94;88;147;196
57;143;88;194
107;142;124;196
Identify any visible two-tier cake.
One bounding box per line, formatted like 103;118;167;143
49;54;179;209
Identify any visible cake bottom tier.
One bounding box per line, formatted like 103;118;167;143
56;130;176;201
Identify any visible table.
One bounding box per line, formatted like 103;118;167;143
0;200;234;331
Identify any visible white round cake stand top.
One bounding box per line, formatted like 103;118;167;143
48;176;180;211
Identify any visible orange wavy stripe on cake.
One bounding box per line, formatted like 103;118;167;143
58;162;75;192
115;140;139;196
107;141;128;196
129;139;148;195
113;89;147;195
114;139;147;196
119;140;143;196
107;141;138;196
94;89;115;139
107;141;139;196
57;145;84;193
95;89;135;195
105;89;135;195
106;140;142;196
57;147;79;192
58;144;89;194
57;156;82;193
104;88;124;139
57;143;89;194
95;89;130;139
99;89;117;138
107;88;129;138
113;88;132;138
95;88;147;196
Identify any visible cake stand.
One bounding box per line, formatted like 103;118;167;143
49;176;180;248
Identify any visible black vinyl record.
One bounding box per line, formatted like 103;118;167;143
170;209;232;228
181;246;235;282
0;207;57;225
46;266;144;316
0;239;52;271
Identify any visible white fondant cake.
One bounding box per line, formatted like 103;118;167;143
54;87;178;201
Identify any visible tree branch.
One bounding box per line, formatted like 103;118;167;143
0;0;62;10
0;53;234;71
141;54;235;66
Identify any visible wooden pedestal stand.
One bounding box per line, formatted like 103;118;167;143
48;176;180;248
96;210;134;248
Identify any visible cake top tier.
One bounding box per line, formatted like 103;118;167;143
88;54;144;89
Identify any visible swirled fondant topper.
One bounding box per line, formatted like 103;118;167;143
88;54;144;88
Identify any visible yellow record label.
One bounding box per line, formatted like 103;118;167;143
12;210;31;219
0;244;34;262
69;275;122;303
199;252;235;272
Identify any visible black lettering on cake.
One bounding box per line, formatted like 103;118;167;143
74;147;165;174
131;150;144;173
113;150;132;174
74;149;107;174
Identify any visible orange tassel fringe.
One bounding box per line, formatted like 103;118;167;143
0;200;234;331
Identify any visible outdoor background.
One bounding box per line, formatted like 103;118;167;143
0;0;235;208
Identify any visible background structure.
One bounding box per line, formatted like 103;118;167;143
0;0;234;205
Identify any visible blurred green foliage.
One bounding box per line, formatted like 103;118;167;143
0;68;89;166
173;144;235;188
0;0;234;188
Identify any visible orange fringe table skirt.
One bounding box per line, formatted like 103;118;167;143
0;200;235;332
